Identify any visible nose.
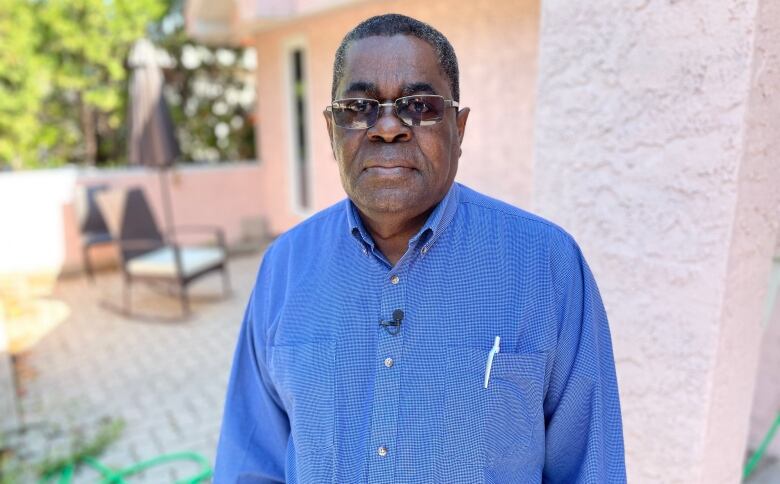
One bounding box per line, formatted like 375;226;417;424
367;104;412;143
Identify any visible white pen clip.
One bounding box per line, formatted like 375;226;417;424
483;336;501;389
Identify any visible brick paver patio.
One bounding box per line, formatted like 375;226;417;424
12;251;264;482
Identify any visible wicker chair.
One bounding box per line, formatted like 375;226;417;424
96;187;230;318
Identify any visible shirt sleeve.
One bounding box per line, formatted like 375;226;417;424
214;248;290;484
542;235;626;483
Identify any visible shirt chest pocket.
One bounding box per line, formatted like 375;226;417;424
441;347;547;469
270;342;335;457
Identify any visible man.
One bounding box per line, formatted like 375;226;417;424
215;13;625;484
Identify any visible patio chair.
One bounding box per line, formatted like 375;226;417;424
74;184;113;282
95;187;230;318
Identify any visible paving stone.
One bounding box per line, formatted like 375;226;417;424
13;252;263;483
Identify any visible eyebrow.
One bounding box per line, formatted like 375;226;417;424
342;81;439;98
400;82;438;96
344;81;378;97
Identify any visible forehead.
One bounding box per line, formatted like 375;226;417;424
338;35;451;98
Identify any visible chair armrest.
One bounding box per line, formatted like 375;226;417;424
165;226;226;249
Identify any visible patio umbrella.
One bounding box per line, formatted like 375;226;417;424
127;38;180;239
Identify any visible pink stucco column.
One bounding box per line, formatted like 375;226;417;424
533;1;780;482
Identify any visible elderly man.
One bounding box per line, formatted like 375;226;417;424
215;13;625;484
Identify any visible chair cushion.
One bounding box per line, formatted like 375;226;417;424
126;246;225;278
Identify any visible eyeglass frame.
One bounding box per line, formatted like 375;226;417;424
325;94;460;130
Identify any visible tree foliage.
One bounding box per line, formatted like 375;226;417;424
0;0;167;169
0;0;49;169
0;0;256;170
150;5;257;163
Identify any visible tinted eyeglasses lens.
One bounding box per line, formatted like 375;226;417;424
396;95;445;127
331;99;378;129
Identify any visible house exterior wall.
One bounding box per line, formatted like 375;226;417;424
240;0;367;20
534;0;780;482
250;0;540;234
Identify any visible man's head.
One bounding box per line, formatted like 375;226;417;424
325;14;469;226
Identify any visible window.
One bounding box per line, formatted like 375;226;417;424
289;47;310;211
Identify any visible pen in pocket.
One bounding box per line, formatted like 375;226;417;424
483;336;501;389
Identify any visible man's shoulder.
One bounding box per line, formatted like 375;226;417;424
456;184;576;246
456;185;585;290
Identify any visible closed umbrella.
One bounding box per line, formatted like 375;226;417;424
127;38;180;239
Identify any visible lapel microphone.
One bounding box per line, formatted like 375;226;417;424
380;309;404;335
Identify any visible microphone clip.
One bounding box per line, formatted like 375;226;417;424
379;309;404;336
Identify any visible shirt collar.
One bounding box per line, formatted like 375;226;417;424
345;182;461;255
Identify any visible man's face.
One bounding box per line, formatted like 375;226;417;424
325;35;469;221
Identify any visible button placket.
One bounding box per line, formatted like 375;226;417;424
366;265;407;481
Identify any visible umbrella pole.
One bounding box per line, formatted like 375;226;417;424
158;167;176;243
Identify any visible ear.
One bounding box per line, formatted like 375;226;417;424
455;107;470;151
324;109;336;157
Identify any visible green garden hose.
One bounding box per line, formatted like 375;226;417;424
744;412;780;481
39;451;212;484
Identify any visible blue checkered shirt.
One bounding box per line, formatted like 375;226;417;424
215;183;625;483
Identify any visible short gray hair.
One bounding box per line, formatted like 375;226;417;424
331;14;460;102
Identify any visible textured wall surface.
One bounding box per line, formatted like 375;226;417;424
251;0;540;234
533;0;780;482
700;0;780;479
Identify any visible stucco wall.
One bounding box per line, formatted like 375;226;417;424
251;0;540;234
700;0;780;479
534;0;780;482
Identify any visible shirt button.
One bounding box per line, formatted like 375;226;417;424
390;275;400;285
377;446;388;457
421;246;429;254
384;357;394;368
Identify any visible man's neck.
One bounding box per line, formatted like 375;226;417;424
358;208;432;266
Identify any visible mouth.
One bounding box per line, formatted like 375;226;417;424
363;165;415;176
362;158;417;171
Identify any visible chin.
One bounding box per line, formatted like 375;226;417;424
352;188;425;215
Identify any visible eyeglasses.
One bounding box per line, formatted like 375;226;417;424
326;95;459;129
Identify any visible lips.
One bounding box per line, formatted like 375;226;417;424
364;166;414;177
362;158;416;172
359;149;419;178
